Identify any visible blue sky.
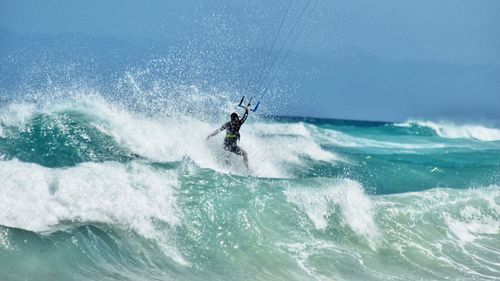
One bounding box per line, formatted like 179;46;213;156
1;0;499;121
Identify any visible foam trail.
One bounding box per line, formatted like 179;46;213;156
244;122;340;177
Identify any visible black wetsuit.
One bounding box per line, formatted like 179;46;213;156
220;111;248;155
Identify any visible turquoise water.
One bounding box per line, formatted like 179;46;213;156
1;96;499;280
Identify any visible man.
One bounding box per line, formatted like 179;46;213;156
206;107;249;169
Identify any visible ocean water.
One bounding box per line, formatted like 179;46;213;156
0;94;499;281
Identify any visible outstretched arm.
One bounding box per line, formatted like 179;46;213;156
206;123;228;140
240;107;249;124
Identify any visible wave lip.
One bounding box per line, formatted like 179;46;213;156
317;127;448;150
285;178;380;245
397;120;500;142
0;160;181;235
0;158;189;266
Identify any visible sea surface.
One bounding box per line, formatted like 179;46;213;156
0;95;499;281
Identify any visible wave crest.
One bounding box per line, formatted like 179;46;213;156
397;120;500;142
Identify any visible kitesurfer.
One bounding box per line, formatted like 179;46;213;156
207;106;249;169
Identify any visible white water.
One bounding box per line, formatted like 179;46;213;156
315;127;449;151
398;120;500;142
285;178;380;245
0;95;339;178
0;160;181;235
0;159;190;265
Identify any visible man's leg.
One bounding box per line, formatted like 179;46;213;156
223;146;231;165
228;143;249;170
242;150;249;170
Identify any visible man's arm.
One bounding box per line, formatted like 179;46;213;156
240;107;249;124
206;123;228;140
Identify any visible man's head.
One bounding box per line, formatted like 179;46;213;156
231;112;239;123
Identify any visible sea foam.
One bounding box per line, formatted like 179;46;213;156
0;95;340;178
285;178;380;245
398;120;500;142
0;160;181;235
